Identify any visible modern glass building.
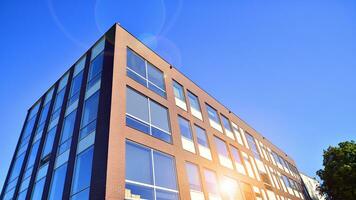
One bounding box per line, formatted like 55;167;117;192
1;24;307;200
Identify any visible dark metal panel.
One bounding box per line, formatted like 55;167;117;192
89;25;116;200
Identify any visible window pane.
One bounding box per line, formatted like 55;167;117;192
153;152;177;190
31;178;45;200
204;169;219;195
173;81;185;101
125;183;154;200
245;133;261;159
91;37;105;60
42;128;56;157
231;146;243;164
214;137;229;157
69;72;83;98
38;103;50;125
88;52;103;81
149;101;170;133
9;153;25;181
188;91;201;112
126;88;149;122
60;111;77;143
185;162;202;191
71;146;94;195
178;116;192;139
147;63;165;90
206;105;220;123
127;49;146;77
27;141;40;168
195;126;209;147
48;164;67;200
53;88;66;112
81;91;99;128
126;142;153;184
156;189;179;200
221;115;232;132
71;187;90;200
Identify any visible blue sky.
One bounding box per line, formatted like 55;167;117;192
0;0;355;190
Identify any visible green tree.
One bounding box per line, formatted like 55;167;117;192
316;140;356;200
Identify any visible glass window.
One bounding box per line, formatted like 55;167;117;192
80;91;99;139
126;141;153;184
42;127;56;158
71;146;94;196
38;103;51;125
206;104;222;132
60;111;77;143
231;122;244;145
230;145;246;175
221;115;235;140
125;141;179;199
204;169;220;199
178;116;195;153
173;81;187;110
187;91;203;120
178;116;193;139
126;87;171;143
53;88;66;113
214;137;233;169
31;178;45;200
126;87;149;123
127;48;146;77
91;37;105;61
27;141;40;168
8;153;25;181
153;151;177;190
147;63;165;95
245;132;261;160
221;176;243;200
185;162;202;191
88;52;103;82
195;126;212;160
195;126;209;148
126;48;166;97
149;100;170;132
71;188;90;200
68;71;83;106
48;164;67;200
81;91;99;128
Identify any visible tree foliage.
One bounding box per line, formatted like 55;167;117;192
316;140;356;200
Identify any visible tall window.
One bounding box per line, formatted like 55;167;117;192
187;91;203;120
221;115;235;140
30;163;49;199
185;162;204;200
71;147;94;199
204;169;221;200
126;87;172;143
231;122;244;146
172;80;187;110
195;125;212;160
127;48;166;97
245;132;261;160
241;151;255;179
178;116;196;153
221;176;244;200
206;104;223;132
125;141;179;200
214;137;233;169
230;145;246;175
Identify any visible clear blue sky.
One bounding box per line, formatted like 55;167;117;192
1;0;355;190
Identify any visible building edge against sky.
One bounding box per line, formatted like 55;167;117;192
1;23;308;200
